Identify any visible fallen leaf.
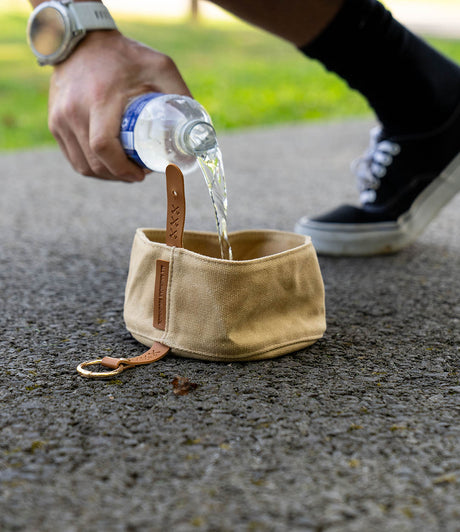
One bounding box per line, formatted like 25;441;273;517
172;375;199;396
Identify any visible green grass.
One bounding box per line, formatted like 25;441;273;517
1;11;460;150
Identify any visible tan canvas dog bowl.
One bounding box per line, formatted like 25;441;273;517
124;227;326;361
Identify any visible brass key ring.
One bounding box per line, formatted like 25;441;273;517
76;359;128;378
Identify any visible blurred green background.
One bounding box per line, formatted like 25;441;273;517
1;10;460;151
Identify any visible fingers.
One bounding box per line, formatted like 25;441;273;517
88;97;146;182
49;94;145;183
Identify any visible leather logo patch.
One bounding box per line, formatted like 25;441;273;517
153;260;169;330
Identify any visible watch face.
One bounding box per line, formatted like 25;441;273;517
28;4;70;61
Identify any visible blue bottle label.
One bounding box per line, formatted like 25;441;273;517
120;92;163;168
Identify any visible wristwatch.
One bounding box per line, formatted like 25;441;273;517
27;1;117;66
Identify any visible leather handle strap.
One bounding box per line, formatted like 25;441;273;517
165;164;186;248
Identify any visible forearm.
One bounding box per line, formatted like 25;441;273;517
211;0;344;46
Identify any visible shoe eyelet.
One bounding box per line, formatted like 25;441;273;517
371;162;387;178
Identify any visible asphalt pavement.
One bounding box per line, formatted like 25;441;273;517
1;118;459;531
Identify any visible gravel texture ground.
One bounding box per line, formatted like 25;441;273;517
1;119;459;531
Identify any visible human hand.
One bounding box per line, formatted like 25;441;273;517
48;30;192;182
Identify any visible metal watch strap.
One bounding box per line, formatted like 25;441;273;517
71;2;117;31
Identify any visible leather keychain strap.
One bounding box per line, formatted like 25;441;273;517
77;164;186;378
77;341;170;378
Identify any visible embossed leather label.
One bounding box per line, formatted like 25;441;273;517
153;259;169;330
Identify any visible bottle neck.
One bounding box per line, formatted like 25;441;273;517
178;120;217;156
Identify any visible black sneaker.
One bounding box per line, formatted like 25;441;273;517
295;103;460;256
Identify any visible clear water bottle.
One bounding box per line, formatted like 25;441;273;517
120;92;217;174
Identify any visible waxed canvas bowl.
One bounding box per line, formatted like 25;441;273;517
124;228;326;361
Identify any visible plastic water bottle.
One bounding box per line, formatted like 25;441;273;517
120;92;217;174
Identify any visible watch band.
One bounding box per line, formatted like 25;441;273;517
71;2;117;31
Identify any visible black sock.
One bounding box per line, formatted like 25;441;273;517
299;0;460;136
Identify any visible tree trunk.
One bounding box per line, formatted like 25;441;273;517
191;0;199;22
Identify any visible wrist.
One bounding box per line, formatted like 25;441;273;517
53;27;122;66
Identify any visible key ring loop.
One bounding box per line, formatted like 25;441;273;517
76;359;128;378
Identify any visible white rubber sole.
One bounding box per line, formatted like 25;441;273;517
294;152;460;256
